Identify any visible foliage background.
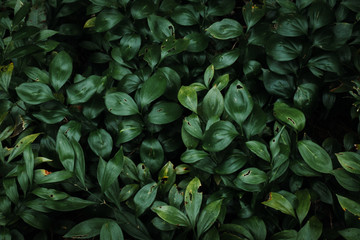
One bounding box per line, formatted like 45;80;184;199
1;0;360;239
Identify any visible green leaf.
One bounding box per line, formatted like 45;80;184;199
262;192;296;217
215;150;247;174
332;168;360;191
139;71;167;108
308;54;341;77
308;2;334;31
64;218;112;239
49;51;73;92
202;86;224;121
342;0;360;12
67;75;103;104
206;18;243;40
246;141;270;162
297;216;322;240
184;32;209;53
181;149;209;164
337;195;360;217
147;14;174;42
207;0;235;16
197;199;222;237
262;69;295;98
105;92;139;116
335;152;360;174
100;221;124;240
204;64;214;89
32;187;69;200
338;228;360;240
183;114;203;139
243;104;267;139
243;60;261;77
238;167;268;184
33;108;70;124
148;101;183;124
0;63;13;92
171;5;199;26
117;118;143;144
34;170;73;184
266;36;302;61
293;83;318;112
152;205;190;227
8;133;41;162
140;138;164;172
20;210;49;230
225;80;254;126
273;102;305;131
242;2;265;30
16;82;54;105
88;129;113;159
178;86;198;113
134;182;158;216
24;146;34;183
297;140;333;173
238;216;267;240
95;9;124;32
185;177;203;227
43;197;95;211
296;189;311;224
211;49;241;70
119;34;141;61
203;121;238;152
24;66;49;84
131;0;155;19
56;132;75;172
97;148;124;192
276;14;308;37
71;139;86;187
160;37;189;60
271;230;298;240
158;161;176;194
3;178;19;204
119;184;139;202
296;0;313;10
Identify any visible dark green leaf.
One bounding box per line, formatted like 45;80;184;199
152;205;190;227
181;149;209;164
263;69;295;98
185;177;203;227
0;63;13;92
211;49;241;70
44;197;95;211
97;148;124;192
171;5;199;26
215;150;247;174
266;36;302;61
308;54;341;77
337;195;360;217
34;170;73;184
335;152;360;174
242;2;265;30
131;0;155;19
134;182;158;216
147;15;174;42
64;218;112;239
202;86;224;121
88;129;113;159
24;66;49;84
184;32;209;53
117;118;143;144
273;102;305;131
139;71;167;108
56;132;75;172
16;82;54;105
67;75;103;104
296;189;311;224
178;86;198;113
276;14;308;37
206;19;243;40
262;192;296;217
203;121;238;152
100;221;124;240
49;51;73;92
140;138;164;172
95;9;124;32
297;140;333;173
332;168;360;191
271;230;297;240
308;2;334;31
20;210;49;230
338;228;360;240
297;216;322;240
119;34;141;61
224;80;254;126
197;200;222;237
238;168;268;184
246;141;270;162
105;92;139;116
148;101;183;124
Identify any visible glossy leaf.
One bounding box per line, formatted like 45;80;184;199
225;81;254;126
100;221;124;240
0;62;13;92
276;14;308;37
266;36;302;61
148;101;183;124
242;2;265;30
262;192;296;217
211;49;241;70
56;132;75;172
95;9;123;32
16;82;54;105
49;51;73;92
185;177;203;227
44;197;95;211
97;148;124;192
337;195;360;217
88;129;113;159
297;216;322;240
134;182;158;216
273;102;305;132
8;133;41;162
238;168;268;185
246;141;270;162
202;86;224;121
117;118;143;144
181;149;208;164
296;189;311;224
206;19;243;40
297;140;333;173
183;114;203;139
197;200;222;237
139;71;167;108
203;121;238;152
152;205;190;227
64;218;112;239
335;152;360;174
147;15;174;42
105;92;139;116
178;86;198;113
140;138;164;172
338;228;360;240
67;75;103;104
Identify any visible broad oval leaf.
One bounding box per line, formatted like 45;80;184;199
335;152;360;174
273;102;305;132
203;121;239;152
181;149;209;164
266;36;302;61
100;221;124;240
197;199;222;237
337;195;360;217
140;138;164;172
56;132;75;172
88;129;113;159
297;216;323;240
147;14;174;42
276;14;308;37
134;182;158;216
178;86;198;113
105;92;139;116
139;71;167;108
117;118;143;144
67;75;103;104
16;82;54;104
148;101;183;124
95;9;124;32
297;140;333;174
246;141;270;162
242;2;265;30
206;18;243;40
296;189;311;224
224;80;254;126
64;218;112;239
262;192;296;218
183;113;203;139
152;205;190;227
202;86;224;121
211;49;241;70
49;51;73;92
238;167;268;184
